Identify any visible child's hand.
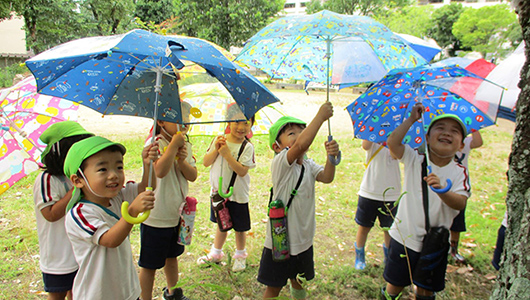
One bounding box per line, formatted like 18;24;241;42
171;132;186;148
325;139;340;156
129;189;155;216
218;142;230;159
410;103;425;122
143;142;159;164
316;102;334;122
215;135;226;151
176;144;188;162
424;173;443;189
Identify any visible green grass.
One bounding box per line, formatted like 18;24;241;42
0;102;512;299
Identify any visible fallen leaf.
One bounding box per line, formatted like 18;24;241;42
447;265;459;273
485;273;497;280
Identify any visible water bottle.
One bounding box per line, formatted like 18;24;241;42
178;196;197;245
269;199;290;261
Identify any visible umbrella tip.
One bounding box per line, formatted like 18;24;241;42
19;62;25;67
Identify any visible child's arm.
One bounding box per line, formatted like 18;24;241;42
424;173;468;210
99;190;155;248
317;139;339;183
361;140;373;151
287;102;334;164
387;103;424;160
154;132;185;178
138;142;159;192
39;188;74;222
177;144;198;182
218;143;249;177
470;131;483;149
203;136;223;167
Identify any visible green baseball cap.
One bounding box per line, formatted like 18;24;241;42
40;121;93;160
269;116;306;150
64;136;126;211
426;114;468;138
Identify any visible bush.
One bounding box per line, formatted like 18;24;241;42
0;63;31;88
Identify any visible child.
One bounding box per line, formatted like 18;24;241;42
258;102;339;299
383;104;470;300
139;102;197;300
450;130;483;263
63;136;158;300
353;140;401;270
198;104;256;272
33;121;93;300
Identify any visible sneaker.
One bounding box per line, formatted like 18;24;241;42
163;287;191;300
197;251;224;265
354;242;366;270
451;247;466;264
232;253;248;272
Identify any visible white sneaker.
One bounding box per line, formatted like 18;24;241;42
232;253;247;272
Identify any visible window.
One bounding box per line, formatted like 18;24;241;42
301;2;307;7
284;3;295;8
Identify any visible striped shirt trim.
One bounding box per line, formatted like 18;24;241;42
70;203;96;236
40;172;53;203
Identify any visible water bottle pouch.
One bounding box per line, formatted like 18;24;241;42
211;193;233;232
269;203;290;261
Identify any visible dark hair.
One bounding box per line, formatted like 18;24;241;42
77;144;125;175
276;123;306;144
41;134;93;176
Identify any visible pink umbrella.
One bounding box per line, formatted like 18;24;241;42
0;76;79;195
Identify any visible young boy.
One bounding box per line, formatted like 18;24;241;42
257;102;339;299
383;104;470;300
63;136;158;300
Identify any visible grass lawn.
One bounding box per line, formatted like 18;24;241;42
0;89;512;299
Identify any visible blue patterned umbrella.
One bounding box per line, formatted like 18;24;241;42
347;65;503;148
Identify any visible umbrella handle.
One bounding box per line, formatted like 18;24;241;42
327;135;341;166
217;177;233;198
427;166;452;193
121;187;152;224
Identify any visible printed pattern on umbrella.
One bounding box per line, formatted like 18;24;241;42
0;76;79;194
347;65;499;148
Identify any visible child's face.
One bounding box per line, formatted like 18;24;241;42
79;149;125;201
276;124;305;152
160;121;189;135
228;113;252;140
427;119;465;157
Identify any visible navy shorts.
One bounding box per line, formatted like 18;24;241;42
42;270;77;293
383;238;446;292
209;200;251;232
257;246;315;287
450;209;466;232
492;224;506;270
138;224;185;269
355;195;397;228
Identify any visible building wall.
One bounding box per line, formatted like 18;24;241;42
0;15;27;54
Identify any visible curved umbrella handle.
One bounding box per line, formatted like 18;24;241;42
427;166;452;193
217;177;233;198
327;135;341;166
121;187;152;224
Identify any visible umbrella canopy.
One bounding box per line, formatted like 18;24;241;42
0;76;79;195
236;10;427;89
475;43;524;121
396;33;441;62
347;65;503;148
25;29;279;125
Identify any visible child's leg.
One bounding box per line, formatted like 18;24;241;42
263;286;283;299
164;257;179;293
384;283;404;298
139;268;157;300
290;278;307;300
415;286;435;299
235;231;246;251
355;225;372;248
214;227;228;250
233;231;248;272
47;292;68;300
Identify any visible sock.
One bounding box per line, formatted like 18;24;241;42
235;249;247;257
210;246;223;256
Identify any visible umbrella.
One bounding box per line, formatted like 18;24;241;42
396;33;442;62
177;82;285;136
475;43;525;121
25;29;279;222
236;10;427;165
0;76;79;195
347;65;503;149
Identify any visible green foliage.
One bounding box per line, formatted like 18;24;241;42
0;63;29;88
134;0;175;25
375;5;434;38
172;0;284;49
427;3;466;56
453;4;521;58
307;0;412;16
77;0;137;35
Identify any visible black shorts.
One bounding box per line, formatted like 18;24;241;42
257;246;315;288
383;238;446;292
450;209;466;232
492;224;506;270
209;200;251;232
42;270;77;293
355;195;397;228
138;224;185;269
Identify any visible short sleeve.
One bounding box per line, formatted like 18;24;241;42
239;142;256;169
67;203;111;246
34;173;70;211
185;141;197;168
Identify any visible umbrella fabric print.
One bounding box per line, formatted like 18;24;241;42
347;65;501;148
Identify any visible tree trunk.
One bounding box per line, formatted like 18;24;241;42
491;1;530;298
